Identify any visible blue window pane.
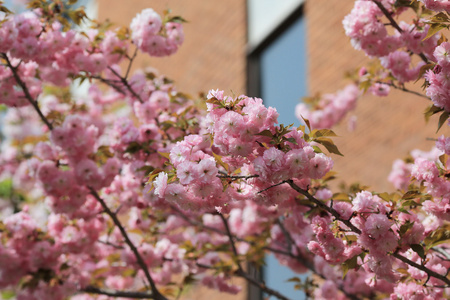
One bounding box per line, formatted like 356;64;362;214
260;15;308;300
261;16;307;127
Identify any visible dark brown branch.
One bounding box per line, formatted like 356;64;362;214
432;247;450;261
216;173;259;180
125;47;139;80
219;214;242;270
91;75;127;96
371;0;429;63
1;53;53;130
258;180;288;194
393;252;450;286
286;180;450;287
286;180;361;234
81;286;155;299
108;66;144;103
235;268;292;300
378;81;431;100
172;205;362;299
89;188;167;300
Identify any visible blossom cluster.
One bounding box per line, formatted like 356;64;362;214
0;1;448;300
425;42;450;112
295;84;359;129
420;0;450;12
130;8;184;57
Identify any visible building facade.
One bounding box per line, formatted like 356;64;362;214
96;0;450;299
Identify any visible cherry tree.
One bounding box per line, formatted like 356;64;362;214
0;0;449;300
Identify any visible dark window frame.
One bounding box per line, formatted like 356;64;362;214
245;3;305;300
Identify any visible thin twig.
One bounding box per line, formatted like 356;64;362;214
89;188;167;300
377;81;431;100
171;205;362;300
216;174;259;180
258;180;288;194
97;239;124;249
81;286;154;299
219;213;243;270
287;180;450;287
431;247;450;261
91;75;127;95
371;0;429;63
236;268;292;300
125;47;139;80
108;66;144;103
1;53;53;130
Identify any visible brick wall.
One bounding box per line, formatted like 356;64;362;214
97;2;247;299
93;1;448;299
97;0;247;98
305;0;450;191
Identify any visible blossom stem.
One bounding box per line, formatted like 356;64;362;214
81;286;155;299
371;0;429;63
1;53;53;130
286;180;450;287
89;188;167;300
108;66;144;103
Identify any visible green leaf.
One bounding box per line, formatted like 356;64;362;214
359;79;372;93
0;179;12;198
256;130;273;138
314;137;344;156
97;145;114;158
377;192;391;202
146;169;164;185
437;111;449;133
402;200;422;207
439;154;448;167
397;207;411;214
311;129;338;138
402;190;421;200
285;137;298;145
125;141;142;154
399;221;415;235
424;105;443;123
410;244;425;260
312;145;323;154
166;16;188;23
416;63;435;83
206;97;221;106
342;255;358;279
430;12;450;23
332;192;350;201
424;23;447;41
136;165;155;174
424;225;450;248
158;152;171;160
300;115;311;132
1;291;15;300
212;152;229;172
0;5;12;14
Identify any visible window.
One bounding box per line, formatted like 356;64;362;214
247;2;307;300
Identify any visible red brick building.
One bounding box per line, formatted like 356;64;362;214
96;0;450;298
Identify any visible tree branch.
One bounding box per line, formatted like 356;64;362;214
171;205;363;299
89;188;167;300
1;53;53;130
286;180;450;287
108;66;144;103
378;81;431;100
371;0;429;63
81;286;155;299
125;47;139;80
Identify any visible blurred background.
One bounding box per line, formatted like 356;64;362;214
4;0;450;299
